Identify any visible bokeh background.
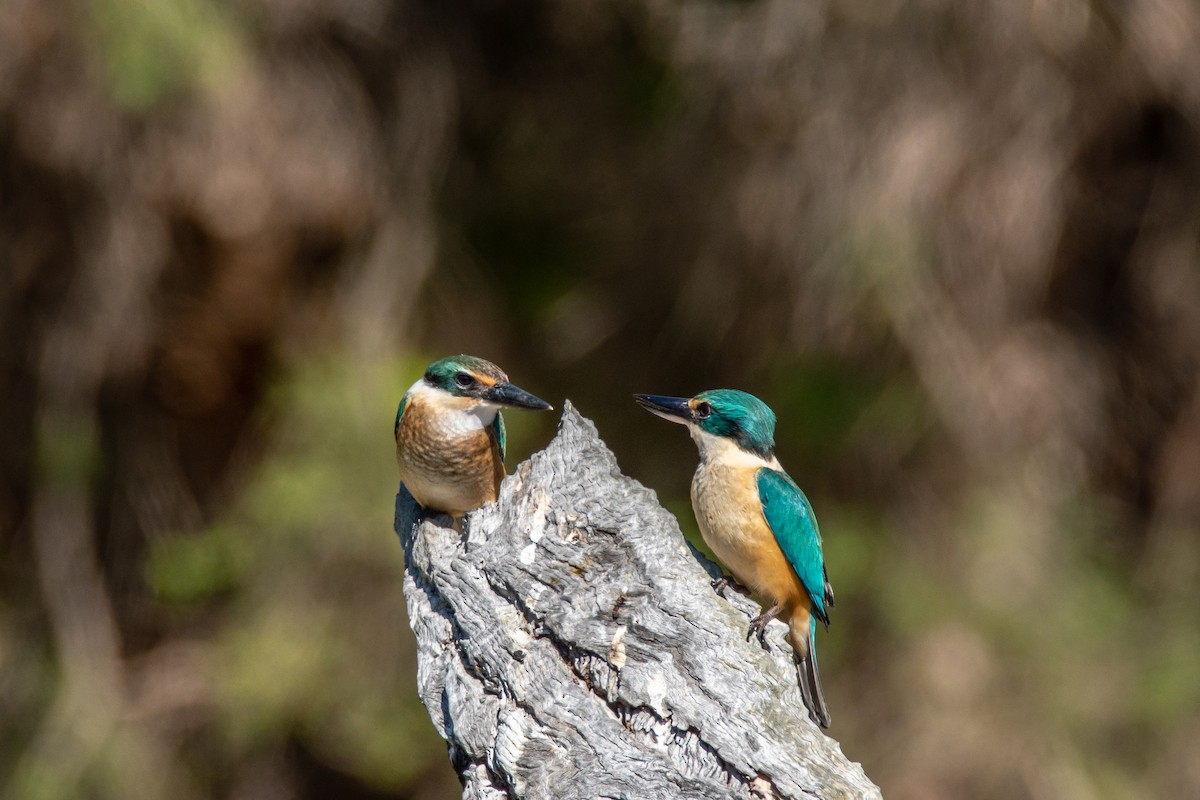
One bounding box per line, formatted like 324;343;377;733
3;1;1200;798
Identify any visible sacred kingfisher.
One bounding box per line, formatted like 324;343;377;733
396;355;552;517
634;389;835;728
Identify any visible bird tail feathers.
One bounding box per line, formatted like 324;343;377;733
797;624;831;728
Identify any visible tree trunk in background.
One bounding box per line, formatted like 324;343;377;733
394;404;880;800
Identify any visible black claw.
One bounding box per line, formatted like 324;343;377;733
746;604;784;653
712;575;750;598
748;624;773;653
746;614;774;653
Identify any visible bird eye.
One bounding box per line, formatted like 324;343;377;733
454;372;475;388
694;402;712;419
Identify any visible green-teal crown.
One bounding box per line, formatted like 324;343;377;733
424;355;507;394
694;389;776;459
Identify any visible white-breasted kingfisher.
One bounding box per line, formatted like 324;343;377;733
634;389;835;728
395;355;552;517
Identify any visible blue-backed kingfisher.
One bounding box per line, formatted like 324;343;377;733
634;389;835;727
396;355;552;517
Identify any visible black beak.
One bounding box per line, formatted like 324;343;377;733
633;393;692;424
485;381;553;411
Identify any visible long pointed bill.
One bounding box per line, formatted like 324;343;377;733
485;381;553;411
633;394;692;425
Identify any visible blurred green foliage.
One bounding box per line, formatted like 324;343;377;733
85;0;247;109
34;411;102;489
140;355;458;796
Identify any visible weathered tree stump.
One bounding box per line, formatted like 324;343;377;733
394;403;882;800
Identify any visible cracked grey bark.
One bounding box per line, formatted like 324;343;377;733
394;403;882;800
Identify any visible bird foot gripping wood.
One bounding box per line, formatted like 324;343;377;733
711;574;751;598
747;603;786;653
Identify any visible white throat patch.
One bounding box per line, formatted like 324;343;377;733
407;379;499;430
690;427;777;469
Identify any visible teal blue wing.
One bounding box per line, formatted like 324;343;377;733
756;467;831;624
394;394;408;440
492;412;506;461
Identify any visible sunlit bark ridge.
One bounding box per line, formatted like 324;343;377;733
394;403;882;800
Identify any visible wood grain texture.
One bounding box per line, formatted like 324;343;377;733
394;403;882;800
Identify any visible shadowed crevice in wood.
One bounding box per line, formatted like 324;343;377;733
395;403;882;800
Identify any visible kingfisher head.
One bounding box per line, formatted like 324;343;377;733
421;355;553;411
634;389;776;461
